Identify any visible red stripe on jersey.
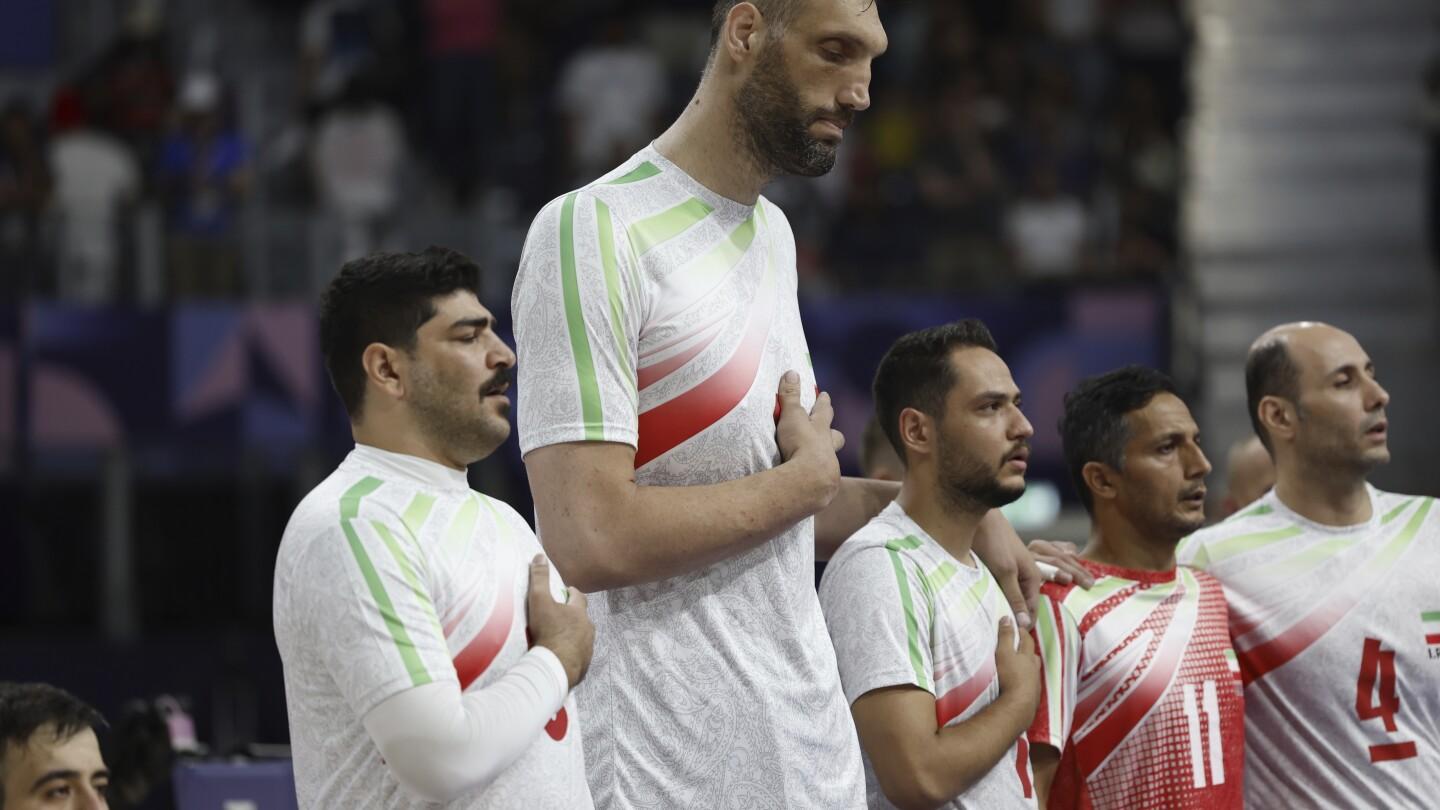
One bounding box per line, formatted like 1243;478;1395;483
1075;594;1191;775
936;657;997;727
634;271;775;469
1369;742;1418;763
1425;633;1440;645
452;586;515;690
1236;588;1359;686
637;327;720;390
1015;736;1034;798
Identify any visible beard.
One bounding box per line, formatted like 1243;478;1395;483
734;44;846;177
408;360;510;464
936;430;1026;514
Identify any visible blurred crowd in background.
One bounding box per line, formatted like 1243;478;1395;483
0;0;1190;302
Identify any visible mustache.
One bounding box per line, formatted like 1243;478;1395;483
1002;440;1030;462
481;367;512;396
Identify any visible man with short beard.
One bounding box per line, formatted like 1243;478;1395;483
273;248;595;809
1026;366;1244;809
820;320;1042;810
511;2;1051;808
1178;322;1440;807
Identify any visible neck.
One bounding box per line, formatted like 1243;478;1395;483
1273;454;1372;525
895;474;987;564
653;78;771;204
1082;508;1178;572
352;419;466;472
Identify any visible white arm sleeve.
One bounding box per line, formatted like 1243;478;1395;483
362;646;570;803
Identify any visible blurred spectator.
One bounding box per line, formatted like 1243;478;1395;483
1005;161;1089;279
421;0;502;205
300;0;382;110
0;682;109;809
310;73;406;262
95;1;175;162
915;79;1006;287
1219;435;1275;518
0;99;50;298
47;102;140;303
556;12;666;183
158;73;249;298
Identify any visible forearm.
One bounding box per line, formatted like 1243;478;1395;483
911;694;1035;805
530;454;834;591
363;648;569;803
814;477;901;560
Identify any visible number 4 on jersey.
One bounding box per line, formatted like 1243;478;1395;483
1354;637;1417;763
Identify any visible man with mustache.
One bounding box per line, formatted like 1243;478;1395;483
820;319;1042;809
274;247;595;808
510;1;1051;807
1026;366;1244;808
1178;322;1440;807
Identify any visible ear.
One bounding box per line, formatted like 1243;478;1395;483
897;407;932;463
1081;461;1120;505
719;2;763;64
1257;396;1295;446
361;342;406;404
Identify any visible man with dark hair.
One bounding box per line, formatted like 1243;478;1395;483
511;2;1047;807
274;247;595;809
0;682;109;809
821;319;1043;809
1026;366;1244;809
1179;322;1440;807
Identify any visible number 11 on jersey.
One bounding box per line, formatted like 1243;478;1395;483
1182;680;1225;788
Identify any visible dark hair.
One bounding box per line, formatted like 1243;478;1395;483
319;246;482;419
0;682;105;790
1059;365;1178;514
1244;339;1299;453
709;0;802;48
872;319;998;466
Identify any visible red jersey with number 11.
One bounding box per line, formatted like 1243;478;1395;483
1028;561;1245;809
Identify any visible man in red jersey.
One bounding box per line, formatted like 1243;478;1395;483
1029;366;1244;809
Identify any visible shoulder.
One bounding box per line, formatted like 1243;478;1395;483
757;195;793;233
482;495;539;541
1181;494;1282;548
822;519;920;592
1181;564;1224;591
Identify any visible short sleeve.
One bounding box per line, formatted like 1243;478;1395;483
1028;592;1080;750
297;507;459;719
513;189;644;455
820;545;935;705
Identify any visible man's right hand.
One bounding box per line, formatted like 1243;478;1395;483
994;616;1041;717
775;370;843;509
527;555;594;689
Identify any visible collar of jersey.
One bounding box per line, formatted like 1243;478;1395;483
349;443;471;492
1266;483;1381;535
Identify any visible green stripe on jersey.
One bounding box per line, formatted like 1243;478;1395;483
886;548;930;691
595;199;637;405
1382;498;1415;524
629;197;714;256
338;477;432;687
1421;611;1440;622
1035;599;1066;741
373;520;444;637
444;495;480;554
559;192;606;440
924;561;959;594
401;493;436;540
1240;503;1274;519
606;161;661;185
886;535;923;552
684;213;755;286
1206;526;1304;564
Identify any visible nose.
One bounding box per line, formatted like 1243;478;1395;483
1011;407;1034;440
1367;377;1389;411
839;64;872;112
490;337;516;369
1188;444;1213;479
